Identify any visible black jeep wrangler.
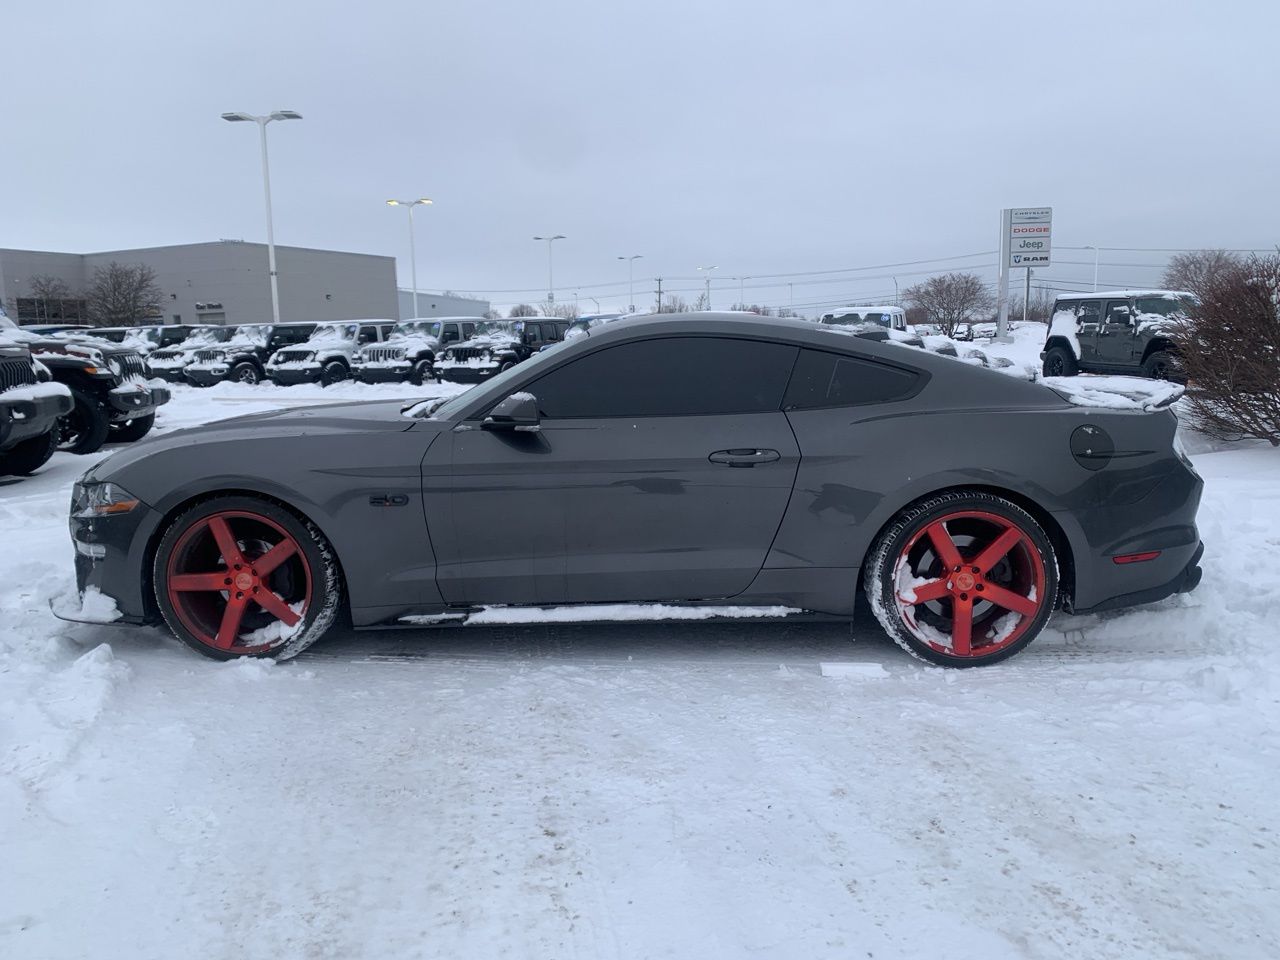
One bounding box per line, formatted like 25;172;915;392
0;340;73;477
354;317;481;384
1042;291;1194;380
435;318;568;384
20;332;171;454
184;322;317;386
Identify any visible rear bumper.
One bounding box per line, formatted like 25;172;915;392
1071;541;1203;615
0;388;73;450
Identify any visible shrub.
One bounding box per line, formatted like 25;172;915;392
1172;253;1280;446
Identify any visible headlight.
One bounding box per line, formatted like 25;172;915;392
71;481;142;518
482;350;492;360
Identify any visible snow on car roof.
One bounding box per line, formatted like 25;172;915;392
1055;290;1195;300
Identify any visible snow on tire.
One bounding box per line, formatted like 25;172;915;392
864;489;1058;667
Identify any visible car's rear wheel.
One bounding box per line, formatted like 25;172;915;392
109;413;155;443
154;496;342;660
1141;350;1177;381
58;388;111;454
0;428;58;476
230;362;260;385
865;491;1058;666
1042;345;1078;377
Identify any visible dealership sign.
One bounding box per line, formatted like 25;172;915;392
1008;207;1052;267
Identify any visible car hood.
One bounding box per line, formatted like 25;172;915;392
445;333;518;352
85;400;444;484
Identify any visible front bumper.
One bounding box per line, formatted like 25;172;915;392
107;381;170;421
0;386;74;450
269;365;323;385
184;365;232;387
437;362;500;384
149;365;190;383
70;500;163;624
355;362;412;383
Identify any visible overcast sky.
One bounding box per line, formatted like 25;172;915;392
3;0;1277;313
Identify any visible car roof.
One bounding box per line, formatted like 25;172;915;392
1055;289;1194;300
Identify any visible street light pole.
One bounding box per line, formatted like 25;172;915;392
386;198;433;317
221;110;302;324
1086;245;1100;290
617;255;643;313
534;235;566;306
697;265;718;310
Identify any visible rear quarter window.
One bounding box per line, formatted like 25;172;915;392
783;349;923;409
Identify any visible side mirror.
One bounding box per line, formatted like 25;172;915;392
482;392;540;432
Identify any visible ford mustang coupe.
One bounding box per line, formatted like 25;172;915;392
68;314;1204;666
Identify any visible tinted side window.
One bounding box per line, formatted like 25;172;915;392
1077;301;1103;326
1104;300;1133;326
442;324;460;343
462;323;476;338
783;349;922;409
524;323;542;342
357;326;378;344
528;337;798;419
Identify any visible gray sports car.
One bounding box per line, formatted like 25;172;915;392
68;314;1204;666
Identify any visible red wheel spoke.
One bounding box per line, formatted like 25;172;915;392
983;583;1039;618
207;516;245;568
951;596;973;657
908;578;950;604
926;521;964;570
254;589;302;626
973;526;1026;575
213;594;249;649
170;572;231;592
253;539;298;576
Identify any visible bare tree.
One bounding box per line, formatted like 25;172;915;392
85;262;162;326
730;303;778;316
508;303;539;318
690;292;709;312
29;274;72;303
538;302;579;319
656;295;690;314
903;272;994;336
1171;253;1280;446
1162;249;1243;297
1007;288;1056;325
483;309;503;320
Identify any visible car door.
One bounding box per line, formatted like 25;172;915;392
1074;299;1104;366
1098;299;1137;366
426;336;802;606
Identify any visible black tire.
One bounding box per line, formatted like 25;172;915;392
864;490;1059;667
58;388;111;455
153;495;343;661
320;361;349;387
230;362;261;385
1141;350;1177;381
409;359;433;385
499;360;516;373
0;428;58;476
1042;345;1078;377
109;413;155;443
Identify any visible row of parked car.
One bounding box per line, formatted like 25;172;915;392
0;310;171;476
91;316;575;389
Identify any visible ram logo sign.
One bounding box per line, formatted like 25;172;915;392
1008;207;1052;267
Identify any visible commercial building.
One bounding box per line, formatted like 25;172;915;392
0;241;401;326
396;288;490;320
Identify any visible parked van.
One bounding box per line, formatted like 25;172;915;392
819;305;912;333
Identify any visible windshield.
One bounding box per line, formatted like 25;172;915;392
310;323;357;341
231;325;269;345
390;320;441;338
473;320;519;337
1134;295;1196;318
820;313;869;326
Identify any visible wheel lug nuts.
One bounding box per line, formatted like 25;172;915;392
224;578;232;585
953;565;961;572
960;593;968;601
235;591;243;599
976;584;984;592
971;566;980;573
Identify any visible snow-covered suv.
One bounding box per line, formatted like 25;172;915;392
184;323;317;386
0;313;73;476
1042;290;1195;381
353;317;481;385
435;318;568;383
267;320;394;386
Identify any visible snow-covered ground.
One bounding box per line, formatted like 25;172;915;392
3;371;1279;960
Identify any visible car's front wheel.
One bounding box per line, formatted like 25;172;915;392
409;359;433;385
0;428;58;476
153;496;342;660
230;362;261;385
1141;350;1178;381
320;361;349;386
58;388;111;454
109;413;155;443
865;490;1058;666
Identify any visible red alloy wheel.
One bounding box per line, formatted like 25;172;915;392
164;510;313;655
892;510;1047;659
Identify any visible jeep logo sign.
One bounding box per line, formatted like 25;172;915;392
1008;207;1052;267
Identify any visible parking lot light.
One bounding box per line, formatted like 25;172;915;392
617;255;643;313
221;109;303;324
387;199;434;318
697;265;718;310
534;235;566;306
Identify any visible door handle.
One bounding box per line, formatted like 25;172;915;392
709;448;781;467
